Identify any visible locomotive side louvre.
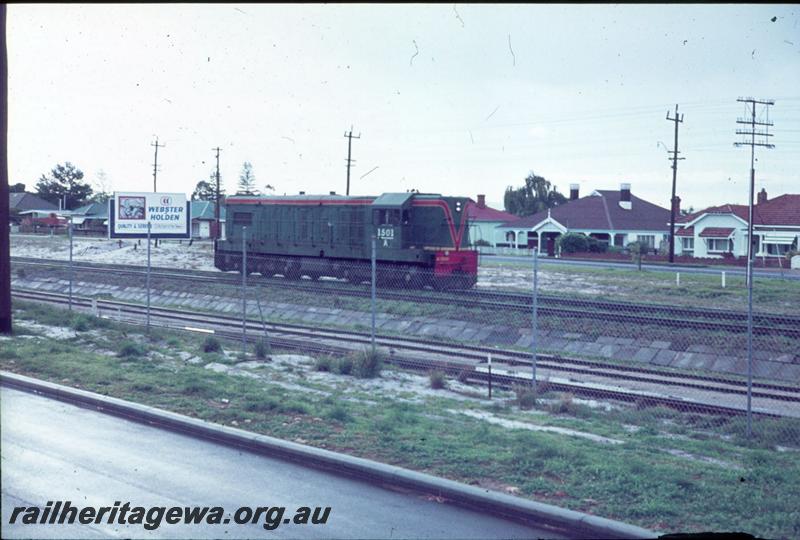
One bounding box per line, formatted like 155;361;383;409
214;193;477;288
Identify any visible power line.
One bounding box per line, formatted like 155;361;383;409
344;126;361;196
666;104;685;264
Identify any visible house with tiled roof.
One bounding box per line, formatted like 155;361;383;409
190;200;226;238
675;189;800;258
466;194;520;246
496;184;670;256
9;192;58;224
69;202;109;233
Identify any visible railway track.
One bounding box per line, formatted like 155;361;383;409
11;257;800;338
12;288;800;419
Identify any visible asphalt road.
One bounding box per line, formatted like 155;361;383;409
1;387;565;539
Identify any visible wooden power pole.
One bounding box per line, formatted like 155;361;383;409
666;104;684;263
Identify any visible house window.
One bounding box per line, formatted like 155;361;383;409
681;237;694;251
505;231;516;243
765;242;794;256
707;238;732;253
637;235;655;249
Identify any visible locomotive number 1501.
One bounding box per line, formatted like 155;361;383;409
377;227;395;239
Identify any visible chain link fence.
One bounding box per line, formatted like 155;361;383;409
10;234;800;449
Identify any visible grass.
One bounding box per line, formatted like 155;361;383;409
2;302;800;539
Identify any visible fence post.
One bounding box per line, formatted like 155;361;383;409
146;222;151;332
68;217;73;311
371;235;377;353
721;271;726;288
676;272;680;286
746;255;754;437
242;226;248;356
531;246;538;389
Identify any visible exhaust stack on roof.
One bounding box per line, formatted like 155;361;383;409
569;184;580;200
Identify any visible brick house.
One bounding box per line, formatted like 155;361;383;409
496;184;670;256
675;189;800;259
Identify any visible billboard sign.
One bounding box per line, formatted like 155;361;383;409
109;192;191;238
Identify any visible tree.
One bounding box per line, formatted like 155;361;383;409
237;162;257;195
35;162;93;209
628;241;649;271
503;172;567;217
192;171;226;201
89;170;112;203
10;183;25;193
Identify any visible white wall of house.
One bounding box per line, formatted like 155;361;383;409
675;213;799;258
492;222;668;253
468;221;507;246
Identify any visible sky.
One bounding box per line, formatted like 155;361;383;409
7;4;800;212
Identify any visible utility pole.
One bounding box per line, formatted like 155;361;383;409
666;104;684;263
1;4;11;334
213;147;222;239
151;137;165;192
344;126;360;196
735;98;775;281
734;97;775;438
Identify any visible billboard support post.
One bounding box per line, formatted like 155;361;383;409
146;221;151;333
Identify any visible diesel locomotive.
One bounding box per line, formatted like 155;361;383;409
214;192;477;289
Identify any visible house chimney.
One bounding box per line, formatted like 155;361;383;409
619;183;632;210
330;191;336;195
757;188;768;205
672;195;681;216
477;194;486;209
569;184;579;200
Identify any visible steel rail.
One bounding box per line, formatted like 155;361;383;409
11;257;800;337
12;288;800;407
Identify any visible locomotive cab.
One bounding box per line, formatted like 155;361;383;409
370;193;413;255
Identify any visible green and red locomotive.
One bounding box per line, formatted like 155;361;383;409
214;192;477;289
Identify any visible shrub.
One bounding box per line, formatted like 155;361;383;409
429;370;447;389
325;403;352;423
556;232;589;254
315;357;332;372
473;239;491;247
353;347;383;378
586;236;608;253
70;315;91;332
336;356;354;375
547;392;576;414
513;384;538;409
202;336;222;353
253;340;268;359
117;340;146;358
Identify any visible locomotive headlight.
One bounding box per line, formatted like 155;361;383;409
456;202;462;212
